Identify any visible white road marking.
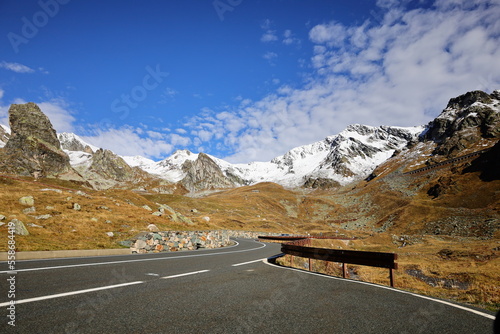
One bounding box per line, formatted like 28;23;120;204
0;268;212;307
264;259;495;320
161;269;210;279
0;281;144;307
231;258;266;266
145;273;160;276
0;240;267;274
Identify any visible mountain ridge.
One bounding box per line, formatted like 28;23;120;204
1;89;498;192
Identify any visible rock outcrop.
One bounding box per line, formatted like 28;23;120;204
77;148;153;189
421;90;500;157
0;102;74;177
180;153;236;192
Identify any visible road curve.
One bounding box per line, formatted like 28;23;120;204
1;239;495;333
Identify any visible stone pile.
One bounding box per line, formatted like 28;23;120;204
130;230;231;253
130;230;284;253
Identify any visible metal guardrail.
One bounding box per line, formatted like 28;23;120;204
261;236;398;287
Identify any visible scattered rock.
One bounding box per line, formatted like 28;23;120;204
34;214;52;220
45;206;55;210
72;203;81;211
202;216;210;222
22;206;36;214
11;219;29;235
27;222;43;228
147;224;159;232
152;211;162;216
142;205;152;211
191;209;198;213
0;214;5;221
96;205;110;210
105;220;112;224
90;217;98;222
19;196;35;206
106;232;114;237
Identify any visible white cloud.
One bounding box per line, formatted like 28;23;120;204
0;61;35;73
182;1;500;164
260;18;278;42
261;30;278;42
263;52;278;65
37;99;76;133
283;29;301;45
81;126;174;159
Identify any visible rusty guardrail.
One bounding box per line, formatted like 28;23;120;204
260;235;398;287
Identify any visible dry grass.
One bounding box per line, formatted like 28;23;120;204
275;233;500;311
0;176;194;251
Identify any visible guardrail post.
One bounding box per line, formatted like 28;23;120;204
342;263;347;278
389;268;394;287
308;258;312;271
290;255;293;267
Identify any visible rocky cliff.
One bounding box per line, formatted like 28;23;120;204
421;90;500;158
180;153;236;192
0;103;74;177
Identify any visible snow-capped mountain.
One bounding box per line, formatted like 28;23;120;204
216;124;424;187
58;132;99;153
2;89;493;192
0;124;10;148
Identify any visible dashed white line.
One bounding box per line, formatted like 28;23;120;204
161;269;210;279
231;258;266;266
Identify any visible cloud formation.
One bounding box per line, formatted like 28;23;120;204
185;0;500;163
0;61;35;73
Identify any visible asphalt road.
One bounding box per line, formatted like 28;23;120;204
0;239;496;333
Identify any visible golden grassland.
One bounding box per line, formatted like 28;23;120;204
0;154;498;311
0;176;191;251
275;233;500;311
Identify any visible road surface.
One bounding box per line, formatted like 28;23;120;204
0;239;495;333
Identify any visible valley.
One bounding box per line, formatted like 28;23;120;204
0;89;499;310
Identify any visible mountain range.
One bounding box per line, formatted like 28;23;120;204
0;89;498;193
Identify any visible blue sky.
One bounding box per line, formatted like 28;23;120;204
0;0;499;163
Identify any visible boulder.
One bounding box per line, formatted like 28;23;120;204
22;206;36;214
19;196;35;206
11;219;29;235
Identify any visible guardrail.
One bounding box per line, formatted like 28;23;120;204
260;236;398;287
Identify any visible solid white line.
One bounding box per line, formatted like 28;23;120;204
0;281;144;307
161;269;210;279
0;240;266;274
10;240;241;263
232;258;266;266
263;259;495;320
